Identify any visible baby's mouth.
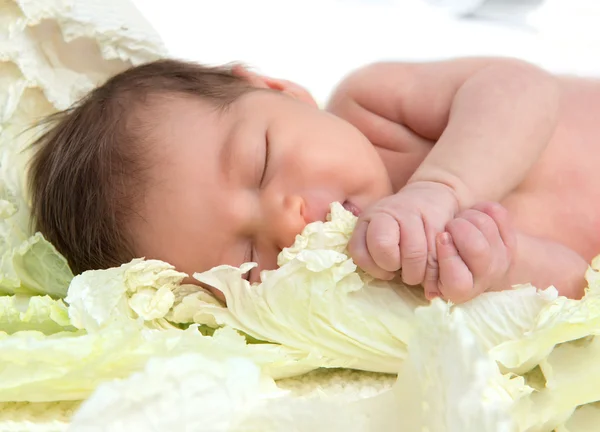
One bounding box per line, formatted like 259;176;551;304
342;200;361;217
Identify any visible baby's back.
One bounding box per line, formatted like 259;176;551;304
503;76;600;262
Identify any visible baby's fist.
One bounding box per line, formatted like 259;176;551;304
348;181;459;285
434;202;517;303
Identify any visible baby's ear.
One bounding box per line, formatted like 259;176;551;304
231;65;317;107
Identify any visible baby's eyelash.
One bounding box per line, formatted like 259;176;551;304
245;132;269;282
259;133;270;186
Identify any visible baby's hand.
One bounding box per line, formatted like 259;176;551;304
348;181;459;288
435;202;517;303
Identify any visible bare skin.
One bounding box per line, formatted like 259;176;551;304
327;59;600;301
132;57;600;303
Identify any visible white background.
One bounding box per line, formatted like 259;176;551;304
131;0;600;104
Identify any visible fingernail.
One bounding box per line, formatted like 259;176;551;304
439;232;451;246
383;273;395;281
426;290;440;300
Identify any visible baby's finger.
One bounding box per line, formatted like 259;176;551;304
446;217;491;279
473;202;517;251
365;213;401;272
399;214;428;286
422;250;441;300
349;220;395;280
459;208;502;250
436;232;474;302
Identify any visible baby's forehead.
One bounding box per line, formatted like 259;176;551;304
133;93;223;141
133;92;215;121
138;93;232;163
136;89;277;168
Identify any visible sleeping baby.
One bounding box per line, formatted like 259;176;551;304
28;57;600;303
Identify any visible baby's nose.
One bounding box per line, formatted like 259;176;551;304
267;195;307;250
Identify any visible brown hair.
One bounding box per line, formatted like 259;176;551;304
28;59;254;275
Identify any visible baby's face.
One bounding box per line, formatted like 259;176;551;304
133;90;392;295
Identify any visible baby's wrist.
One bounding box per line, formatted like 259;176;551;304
404;176;470;214
407;167;475;211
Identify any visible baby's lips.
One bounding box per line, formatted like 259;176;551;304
342;200;362;217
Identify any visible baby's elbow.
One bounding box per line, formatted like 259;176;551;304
327;62;381;108
483;59;561;115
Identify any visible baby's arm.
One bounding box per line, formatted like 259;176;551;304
436;202;587;301
328;58;586;300
328;58;561;208
510;232;588;298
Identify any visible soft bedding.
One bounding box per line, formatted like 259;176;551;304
2;1;600;431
